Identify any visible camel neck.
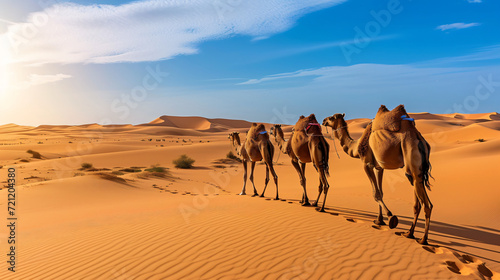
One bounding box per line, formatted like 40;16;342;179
336;125;355;155
275;132;287;153
232;139;242;155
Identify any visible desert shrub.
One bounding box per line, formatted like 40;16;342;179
119;168;142;173
27;149;42;159
475;138;486;142
19;159;30;162
81;162;93;169
226;151;241;162
145;166;168;173
173;154;195;169
97;172;127;184
112;171;125;176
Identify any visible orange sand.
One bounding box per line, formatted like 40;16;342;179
0;114;499;279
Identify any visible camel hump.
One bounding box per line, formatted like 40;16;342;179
294;114;321;134
372;105;410;132
248;123;267;139
378;105;389;113
307;114;317;121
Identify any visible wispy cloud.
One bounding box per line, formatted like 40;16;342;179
467;0;482;3
13;73;72;90
436;22;480;31
2;0;345;65
239;64;475;86
420;44;500;65
255;35;396;62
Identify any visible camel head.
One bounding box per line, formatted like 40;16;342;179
228;132;241;146
322;113;346;131
269;124;284;139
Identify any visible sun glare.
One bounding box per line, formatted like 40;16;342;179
0;35;12;95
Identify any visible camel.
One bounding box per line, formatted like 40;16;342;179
270;115;331;211
228;123;279;200
322;105;433;245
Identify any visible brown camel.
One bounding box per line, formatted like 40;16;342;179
228;123;279;199
271;115;330;211
322;105;433;244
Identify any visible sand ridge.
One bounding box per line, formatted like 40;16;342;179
0;113;499;279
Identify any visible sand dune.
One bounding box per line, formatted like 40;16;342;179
0;113;499;279
143;115;253;131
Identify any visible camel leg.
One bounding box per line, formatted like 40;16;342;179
317;169;329;212
238;160;248;195
401;138;433;244
260;163;270;197
313;173;323;207
363;164;385;225
375;169;398;229
267;162;279;200
291;160;309;205
300;162;309;205
415;178;433;245
403;191;421;240
248;162;259;196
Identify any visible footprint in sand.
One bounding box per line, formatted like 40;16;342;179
345;218;363;223
444;260;475;276
287;202;293;204
372;225;389;231
461;254;482;264
477;263;494;278
330;212;339;216
445;261;462;274
422;245;444;255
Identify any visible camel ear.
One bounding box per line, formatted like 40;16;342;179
342;113;345;118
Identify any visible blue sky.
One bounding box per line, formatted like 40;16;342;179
0;0;499;126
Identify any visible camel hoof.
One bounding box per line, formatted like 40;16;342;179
259;194;265;198
252;193;259;197
274;197;280;201
373;219;386;226
417;238;429;245
238;193;246;196
302;201;311;206
388;216;399;229
402;231;415;239
311;203;318;207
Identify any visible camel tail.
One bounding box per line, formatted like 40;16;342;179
417;138;433;191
